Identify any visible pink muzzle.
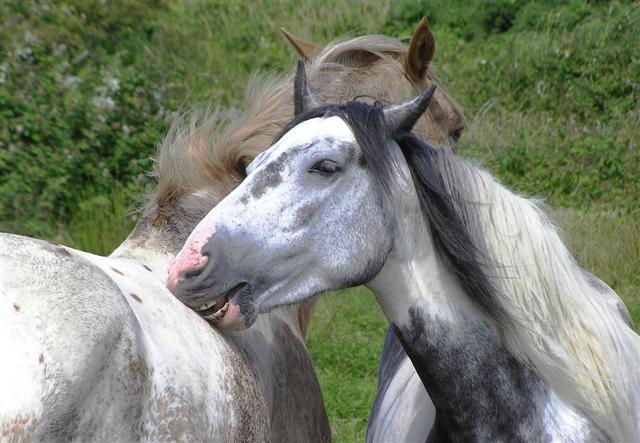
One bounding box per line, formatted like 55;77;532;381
167;225;216;289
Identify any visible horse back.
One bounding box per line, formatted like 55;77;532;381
1;233;156;440
0;233;270;441
1;233;330;442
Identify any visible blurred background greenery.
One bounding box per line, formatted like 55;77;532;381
1;1;638;441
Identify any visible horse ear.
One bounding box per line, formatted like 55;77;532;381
404;17;436;82
294;60;321;116
280;28;323;59
384;85;436;135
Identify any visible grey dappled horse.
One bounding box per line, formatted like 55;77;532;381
168;63;640;442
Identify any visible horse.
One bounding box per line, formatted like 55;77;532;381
167;63;640;442
1;20;464;440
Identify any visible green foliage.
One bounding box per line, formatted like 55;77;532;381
424;0;639;211
147;1;392;109
0;1;165;227
2;1;637;230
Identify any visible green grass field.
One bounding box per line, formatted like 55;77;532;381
2;2;638;441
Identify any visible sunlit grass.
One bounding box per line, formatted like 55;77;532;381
553;208;640;326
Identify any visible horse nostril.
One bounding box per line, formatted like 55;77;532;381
183;266;204;280
167;253;209;290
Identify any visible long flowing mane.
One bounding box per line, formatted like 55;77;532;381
287;100;640;441
397;134;640;441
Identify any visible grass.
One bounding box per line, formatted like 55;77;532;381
306;288;388;441
2;1;639;442
552;208;639;314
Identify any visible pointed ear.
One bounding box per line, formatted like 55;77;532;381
294;60;321;116
404;17;436;82
384;85;436;135
280;28;323;59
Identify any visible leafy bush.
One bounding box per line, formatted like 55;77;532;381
0;1;166;233
1;0;636;240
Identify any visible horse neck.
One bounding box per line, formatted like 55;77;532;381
369;158;607;441
367;202;596;440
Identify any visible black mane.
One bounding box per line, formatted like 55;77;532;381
275;101;507;322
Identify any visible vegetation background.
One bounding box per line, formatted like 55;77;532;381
1;0;638;440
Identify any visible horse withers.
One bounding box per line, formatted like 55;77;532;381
168;63;640;442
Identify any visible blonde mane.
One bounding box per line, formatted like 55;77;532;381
152;34;464;207
435;151;640;441
153;74;292;207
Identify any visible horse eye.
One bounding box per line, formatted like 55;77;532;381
450;128;464;144
234;160;248;178
309;160;340;175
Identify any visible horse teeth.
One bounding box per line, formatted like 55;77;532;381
202;301;229;321
196;301;215;312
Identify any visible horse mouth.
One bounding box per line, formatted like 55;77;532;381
193;283;249;323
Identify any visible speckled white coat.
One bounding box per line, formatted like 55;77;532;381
0;233;329;441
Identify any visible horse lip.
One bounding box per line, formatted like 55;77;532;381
195;282;250;319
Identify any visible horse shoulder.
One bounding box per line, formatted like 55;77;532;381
76;249;273;442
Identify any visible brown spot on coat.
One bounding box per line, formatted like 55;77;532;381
129;293;143;303
111;267;125;276
13;303;20;312
39;354;45;364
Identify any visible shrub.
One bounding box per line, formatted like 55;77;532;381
0;1;166;231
